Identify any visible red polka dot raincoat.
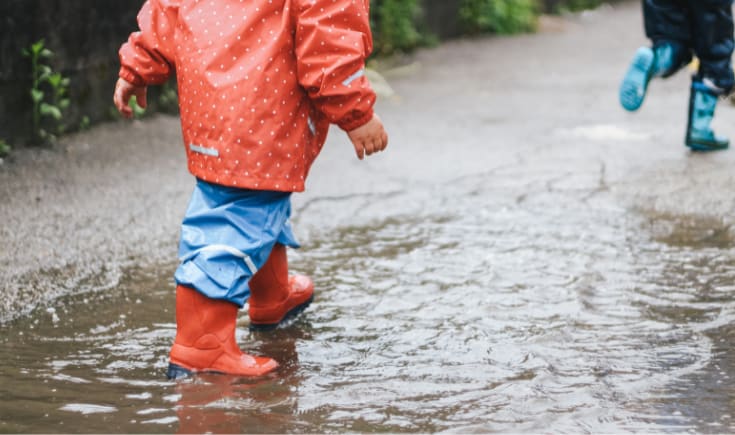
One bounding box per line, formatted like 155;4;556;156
119;0;376;192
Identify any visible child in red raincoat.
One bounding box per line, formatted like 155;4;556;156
113;0;388;379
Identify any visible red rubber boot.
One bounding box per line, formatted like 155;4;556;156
248;244;314;331
167;285;279;379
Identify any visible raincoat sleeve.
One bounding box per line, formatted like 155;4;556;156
293;0;377;132
118;0;179;86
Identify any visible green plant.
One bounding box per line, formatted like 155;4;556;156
129;95;147;118
459;0;537;35
79;116;91;131
22;39;70;145
372;0;423;54
158;81;179;114
0;139;11;157
110;94;147;120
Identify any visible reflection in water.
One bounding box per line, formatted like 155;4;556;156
174;330;303;434
624;213;735;432
1;175;735;432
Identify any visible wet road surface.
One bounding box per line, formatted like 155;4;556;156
3;1;735;432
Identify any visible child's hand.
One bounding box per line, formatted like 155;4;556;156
347;114;388;160
113;78;148;119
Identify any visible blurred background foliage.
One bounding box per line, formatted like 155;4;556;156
372;0;606;54
458;0;538;35
372;0;425;55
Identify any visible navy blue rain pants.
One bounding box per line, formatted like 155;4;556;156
644;0;735;93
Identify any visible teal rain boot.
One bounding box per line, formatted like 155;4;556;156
685;81;729;152
619;45;676;112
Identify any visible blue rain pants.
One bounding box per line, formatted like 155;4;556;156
174;179;299;307
644;0;735;93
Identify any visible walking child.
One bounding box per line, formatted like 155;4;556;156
619;0;734;151
114;0;388;379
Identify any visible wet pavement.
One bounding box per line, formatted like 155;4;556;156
3;1;735;432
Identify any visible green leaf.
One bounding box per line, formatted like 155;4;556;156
31;40;45;54
39;66;53;82
40;48;53;58
58;99;70;110
129;95;147;117
31;89;44;103
79;116;90;131
48;73;62;87
0;139;11;156
40;103;62;120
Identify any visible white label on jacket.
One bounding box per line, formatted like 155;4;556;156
189;144;220;157
342;69;365;87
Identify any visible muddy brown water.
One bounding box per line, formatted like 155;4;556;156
2;173;735;433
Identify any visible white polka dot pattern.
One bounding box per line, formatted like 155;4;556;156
119;0;376;192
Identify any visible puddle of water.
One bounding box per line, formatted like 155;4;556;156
643;211;735;249
2;173;735;433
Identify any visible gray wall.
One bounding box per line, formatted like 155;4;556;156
422;0;463;38
0;0;143;145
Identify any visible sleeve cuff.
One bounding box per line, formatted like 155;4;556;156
337;108;374;132
119;66;146;87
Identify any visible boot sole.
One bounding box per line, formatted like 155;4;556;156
686;141;729;152
166;362;279;380
619;47;654;112
249;294;314;332
167;362;208;380
167;363;237;380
